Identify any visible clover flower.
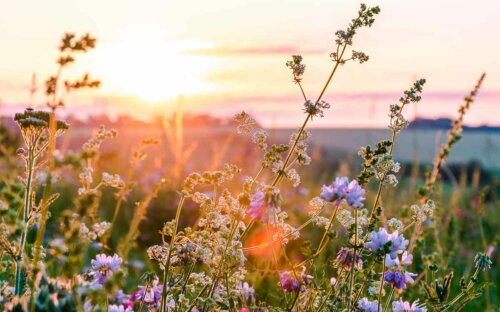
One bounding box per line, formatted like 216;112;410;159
336;247;363;270
279;271;300;293
320;177;349;204
385;251;413;268
357;297;381;312
89;253;122;286
321;177;365;208
346;180;366;208
389;232;409;259
392;298;427;312
365;227;391;251
366;228;409;259
279;271;312;293
384;270;417;290
133;279;163;308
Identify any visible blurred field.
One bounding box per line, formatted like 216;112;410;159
1;112;499;310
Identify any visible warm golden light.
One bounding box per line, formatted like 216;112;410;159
90;40;216;102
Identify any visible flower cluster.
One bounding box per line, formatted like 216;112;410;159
88;254;122;287
320;176;366;208
286;55;306;81
303;100;330;119
279;270;313;293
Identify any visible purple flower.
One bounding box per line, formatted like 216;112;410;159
320;177;349;204
392;298;427;312
365;228;391;251
357;297;381;312
90;254;122;286
320;177;365;208
346;180;365;208
366;228;409;259
133;279;163;308
247;188;280;222
336;247;363;270
384;270;417;290
279;271;301;293
108;305;132;312
240;282;255;302
247;190;265;220
389;231;409;259
116;290;132;308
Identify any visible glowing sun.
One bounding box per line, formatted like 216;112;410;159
90;40;215;102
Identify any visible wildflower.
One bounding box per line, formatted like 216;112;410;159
320;176;365;208
286;168;301;187
83;300;97;312
239;282;255;302
389;232;409;259
79;167;93;185
303;99;330;118
286;55;306;80
474;253;493;271
89;253;122;286
411;200;434;224
330;277;337;286
384;270;417;290
392;298;427;312
279;271;311;293
234;111;256;134
388;218;404;231
366;228;408;258
365;227;391;251
247;188;281;222
320;177;349;204
108;305;132;312
93;221;111;237
116;290;132;308
133;279;163;308
385;252;413;268
336;247;363;270
346;180;365;208
102;172;125;188
279;271;301;293
357;297;381;312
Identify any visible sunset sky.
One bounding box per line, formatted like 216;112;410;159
0;0;499;127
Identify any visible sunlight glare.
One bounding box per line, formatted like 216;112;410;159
90;40;216;102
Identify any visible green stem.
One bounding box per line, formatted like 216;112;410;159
347;209;358;310
382;287;394;312
203;221;239;311
377;257;386;312
271;43;348;188
15;146;35;296
160;196;185;312
288;289;300;312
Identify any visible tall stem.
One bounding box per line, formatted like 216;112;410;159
15;146;35;296
271;43;348;188
382;287;394;312
160;196;185;312
377;257;386;312
347;209;358;310
32;110;57;274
